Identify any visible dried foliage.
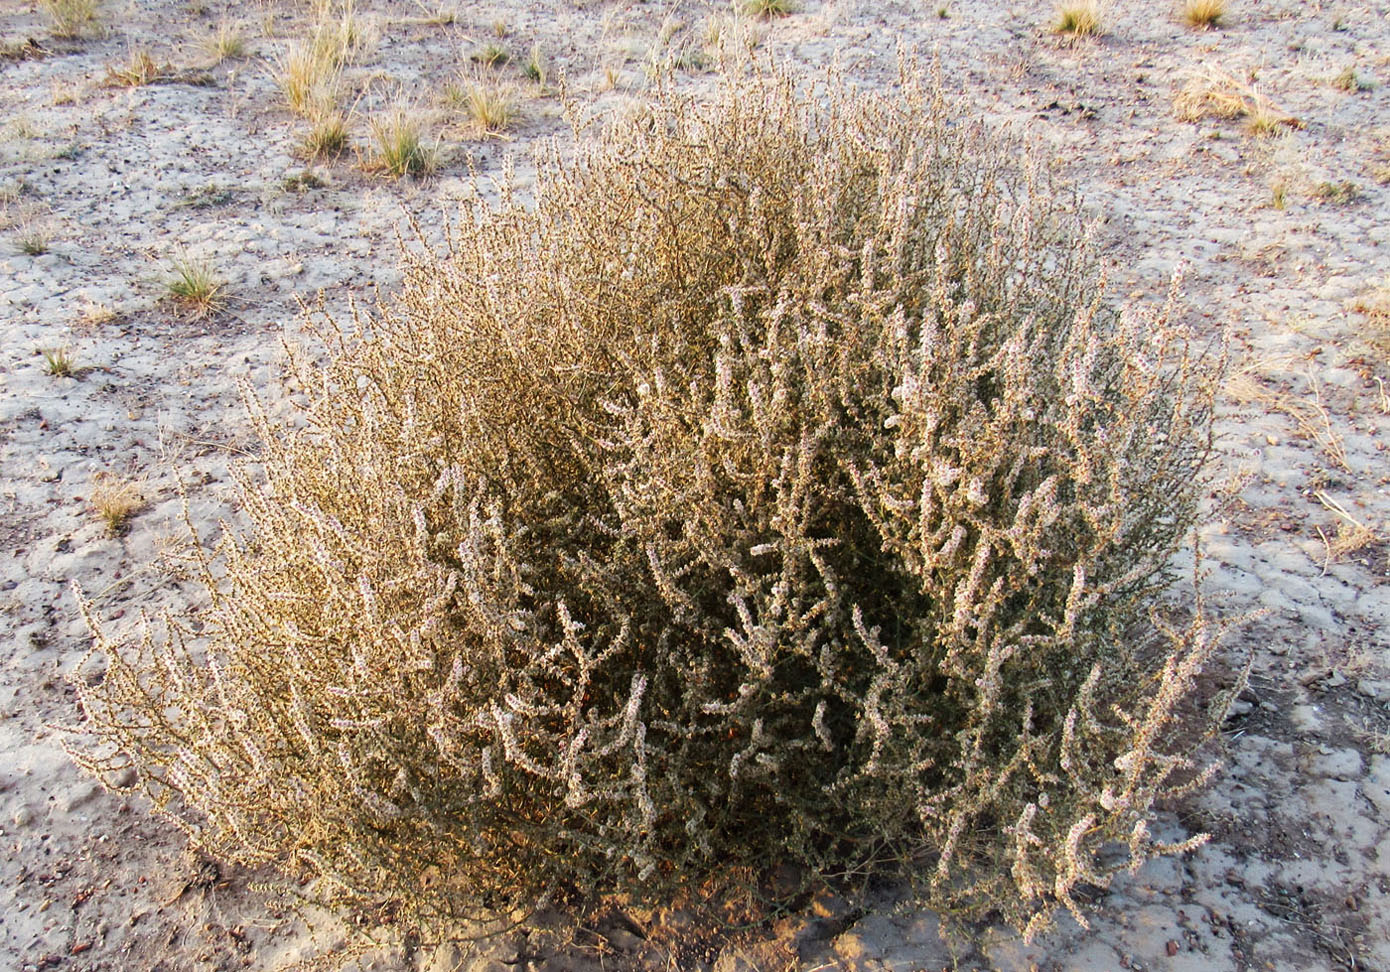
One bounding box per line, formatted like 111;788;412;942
90;472;142;536
1054;0;1103;36
1174;69;1300;133
70;65;1227;941
1179;0;1225;29
41;0;99;39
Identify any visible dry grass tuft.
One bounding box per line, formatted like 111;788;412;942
367;109;435;178
41;0;99;39
300;109;349;159
1174;69;1299;134
458;77;516;135
1311;180;1360;204
743;0;795;17
164;256;227;317
1179;0;1225;28
1313;492;1385;574
470;42;509;67
273;39;339;116
76;299;118;328
1054;0;1102;35
90;473;142;536
1332;66;1371;93
201;21;248;63
1352;279;1390;350
104;49;163;87
70;64;1229;947
273;1;369;115
14;221;53;255
40;345;75;376
522;44;547;86
414;3;457;26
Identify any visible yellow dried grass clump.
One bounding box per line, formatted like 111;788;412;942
1054;0;1103;36
1180;0;1226;28
70;63;1228;942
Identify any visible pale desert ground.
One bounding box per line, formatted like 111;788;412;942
1;0;1388;970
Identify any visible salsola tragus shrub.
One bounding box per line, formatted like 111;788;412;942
71;64;1226;938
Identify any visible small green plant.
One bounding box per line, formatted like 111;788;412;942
40;0;99;39
40;345;74;376
470;42;509;67
1179;0;1225;28
301;109;349;159
104;49;163;86
1054;0;1102;35
202;21;248;62
367;110;435;178
164;256;227;316
743;0;794;17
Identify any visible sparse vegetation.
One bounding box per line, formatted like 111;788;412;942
1332;66;1371;92
1352;279;1390;351
282;169;328;192
40;0;99;39
1054;0;1102;35
15;224;52;255
1174;69;1300;135
89;473;142;536
367;109;435;177
1180;0;1225;28
88;472;141;536
164;256;227;316
273;1;369;115
40;345;74;376
1311;180;1360;204
301;109;349;159
743;0;794;17
104;48;163;86
470;42;509;67
522;45;546;86
201;21;248;63
414;2;456;26
77;300;118;328
459;78;515;135
273;38;339;116
73;67;1228;947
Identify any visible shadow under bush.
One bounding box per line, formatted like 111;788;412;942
71;63;1228;940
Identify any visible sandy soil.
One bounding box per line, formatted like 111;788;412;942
2;0;1388;969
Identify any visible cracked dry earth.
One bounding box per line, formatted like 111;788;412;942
2;0;1389;970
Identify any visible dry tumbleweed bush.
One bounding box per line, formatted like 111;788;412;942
71;64;1229;940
